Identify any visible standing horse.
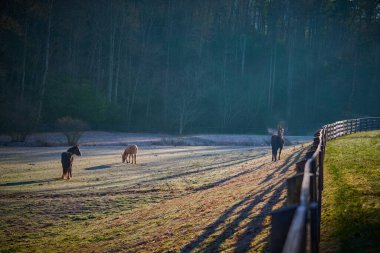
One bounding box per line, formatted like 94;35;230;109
61;145;81;179
271;127;285;161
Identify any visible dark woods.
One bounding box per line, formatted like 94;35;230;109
1;0;379;135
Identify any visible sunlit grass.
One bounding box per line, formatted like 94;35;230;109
0;144;305;252
321;131;380;253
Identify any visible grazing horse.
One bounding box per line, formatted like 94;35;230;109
122;144;138;164
271;127;285;162
61;145;81;179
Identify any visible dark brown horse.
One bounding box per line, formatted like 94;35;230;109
61;145;81;180
271;127;284;161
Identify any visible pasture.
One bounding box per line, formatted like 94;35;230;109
0;143;307;252
321;131;380;252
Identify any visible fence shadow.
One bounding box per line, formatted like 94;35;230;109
0;178;59;187
180;148;304;253
192;163;269;192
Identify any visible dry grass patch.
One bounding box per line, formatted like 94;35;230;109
0;145;306;252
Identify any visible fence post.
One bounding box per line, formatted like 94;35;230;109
318;150;324;192
270;205;298;253
310;202;320;253
274;117;379;253
310;174;317;203
296;160;307;173
287;173;304;205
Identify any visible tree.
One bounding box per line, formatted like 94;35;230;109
36;0;54;124
56;117;89;145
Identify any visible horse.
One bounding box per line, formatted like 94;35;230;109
61;145;81;180
271;127;285;162
122;144;138;164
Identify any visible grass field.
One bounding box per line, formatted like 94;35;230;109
321;130;380;253
0;144;306;253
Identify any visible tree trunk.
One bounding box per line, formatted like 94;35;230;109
145;82;153;125
221;41;228;130
286;9;295;127
113;8;126;105
240;34;247;78
178;95;186;135
20;16;28;101
113;32;123;105
36;0;53;124
347;51;358;115
127;77;139;128
107;4;115;103
163;0;173;128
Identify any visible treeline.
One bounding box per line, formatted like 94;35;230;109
1;0;379;136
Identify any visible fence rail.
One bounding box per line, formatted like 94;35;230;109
270;117;380;253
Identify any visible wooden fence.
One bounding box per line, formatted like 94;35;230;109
270;117;380;253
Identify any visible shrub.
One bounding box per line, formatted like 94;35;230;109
56;116;89;145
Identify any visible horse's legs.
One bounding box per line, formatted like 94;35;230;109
278;147;283;160
133;154;136;164
62;167;67;179
272;147;277;161
68;167;72;179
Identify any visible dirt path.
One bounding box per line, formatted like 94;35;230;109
0;145;307;252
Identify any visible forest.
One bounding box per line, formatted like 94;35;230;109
1;0;379;136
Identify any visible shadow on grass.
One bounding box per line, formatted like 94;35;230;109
0;178;59;187
180;148;305;253
193;148;305;192
141;155;266;185
84;165;112;170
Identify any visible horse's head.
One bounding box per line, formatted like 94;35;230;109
278;127;285;137
67;145;82;156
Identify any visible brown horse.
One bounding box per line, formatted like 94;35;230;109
61;145;81;179
122;144;138;164
271;127;284;161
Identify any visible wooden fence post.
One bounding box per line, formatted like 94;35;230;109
318;150;323;191
274;117;379;253
287;173;304;205
296;160;306;173
270;205;298;253
309;174;317;203
310;202;320;253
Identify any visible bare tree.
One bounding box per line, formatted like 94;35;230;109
56;117;89;145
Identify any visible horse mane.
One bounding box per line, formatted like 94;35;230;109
67;145;78;153
277;127;284;138
66;145;81;156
